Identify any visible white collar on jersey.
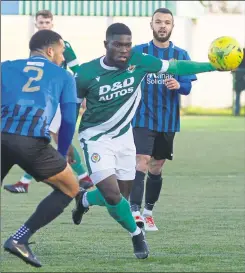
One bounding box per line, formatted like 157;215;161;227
100;56;118;70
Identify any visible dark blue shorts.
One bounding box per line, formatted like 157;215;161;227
133;127;175;160
1;133;67;182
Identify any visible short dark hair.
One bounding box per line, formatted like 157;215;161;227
29;30;62;51
35;9;53;20
106;23;132;40
152;8;173;20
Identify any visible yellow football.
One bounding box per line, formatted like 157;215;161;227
208;36;244;71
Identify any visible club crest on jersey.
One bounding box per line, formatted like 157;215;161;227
127;65;136;73
91;153;100;163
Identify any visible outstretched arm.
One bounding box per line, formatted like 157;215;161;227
165;60;216;76
138;52;217;76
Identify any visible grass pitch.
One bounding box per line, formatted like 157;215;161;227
1;116;245;272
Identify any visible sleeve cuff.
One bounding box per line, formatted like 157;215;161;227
159;60;169;73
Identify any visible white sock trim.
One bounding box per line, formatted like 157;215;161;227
142;208;152;216
132;211;141;217
82;192;89;207
130;226;141;237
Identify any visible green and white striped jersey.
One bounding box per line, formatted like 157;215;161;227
62;40;80;73
75;51;169;141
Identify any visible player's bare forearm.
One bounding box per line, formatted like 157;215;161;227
167;60;216;76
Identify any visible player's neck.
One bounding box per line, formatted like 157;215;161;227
152;39;170;49
30;50;49;60
103;56;115;67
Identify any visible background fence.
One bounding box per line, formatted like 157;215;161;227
1;1;245;110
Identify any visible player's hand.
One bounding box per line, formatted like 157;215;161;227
165;78;180;90
66;145;76;165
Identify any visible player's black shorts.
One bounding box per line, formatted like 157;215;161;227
133;127;175;160
1;133;67;183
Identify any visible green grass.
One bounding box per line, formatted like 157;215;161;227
1;116;245;272
182;106;245;116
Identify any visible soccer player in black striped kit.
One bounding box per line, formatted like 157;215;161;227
130;8;197;231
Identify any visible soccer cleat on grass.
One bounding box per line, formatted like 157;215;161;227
143;215;159;231
4;237;41;267
132;230;149;259
79;175;94;190
4;182;28;193
72;189;89;225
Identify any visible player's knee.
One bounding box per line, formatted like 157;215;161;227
59;178;79;198
149;159;165;175
67;182;80;198
63;166;80;197
104;190;121;205
136;154;151;173
48;165;80;198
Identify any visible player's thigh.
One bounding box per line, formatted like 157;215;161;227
14;136;78;196
49;105;61;134
118;179;133;200
15;138;66;181
115;128;137;181
80;139;116;185
133;127;156;156
1;133;16;183
152;132;175;160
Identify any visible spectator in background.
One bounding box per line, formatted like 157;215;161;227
232;48;245;116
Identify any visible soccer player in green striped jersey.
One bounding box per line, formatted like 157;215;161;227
4;10;92;194
71;23;219;259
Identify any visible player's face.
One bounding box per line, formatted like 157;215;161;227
47;39;65;66
105;35;132;69
151;12;174;43
35;16;53;30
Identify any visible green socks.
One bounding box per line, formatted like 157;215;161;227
106;197;137;233
86;188;106;206
71;145;87;177
86;189;137;233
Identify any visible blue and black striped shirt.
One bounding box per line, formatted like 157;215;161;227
1;56;77;140
132;41;197;132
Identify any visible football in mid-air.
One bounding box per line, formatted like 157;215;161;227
208;36;244;71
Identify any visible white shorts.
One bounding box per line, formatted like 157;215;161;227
80;127;136;184
49;105;61;134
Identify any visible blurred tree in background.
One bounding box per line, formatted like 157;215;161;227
199;1;244;14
